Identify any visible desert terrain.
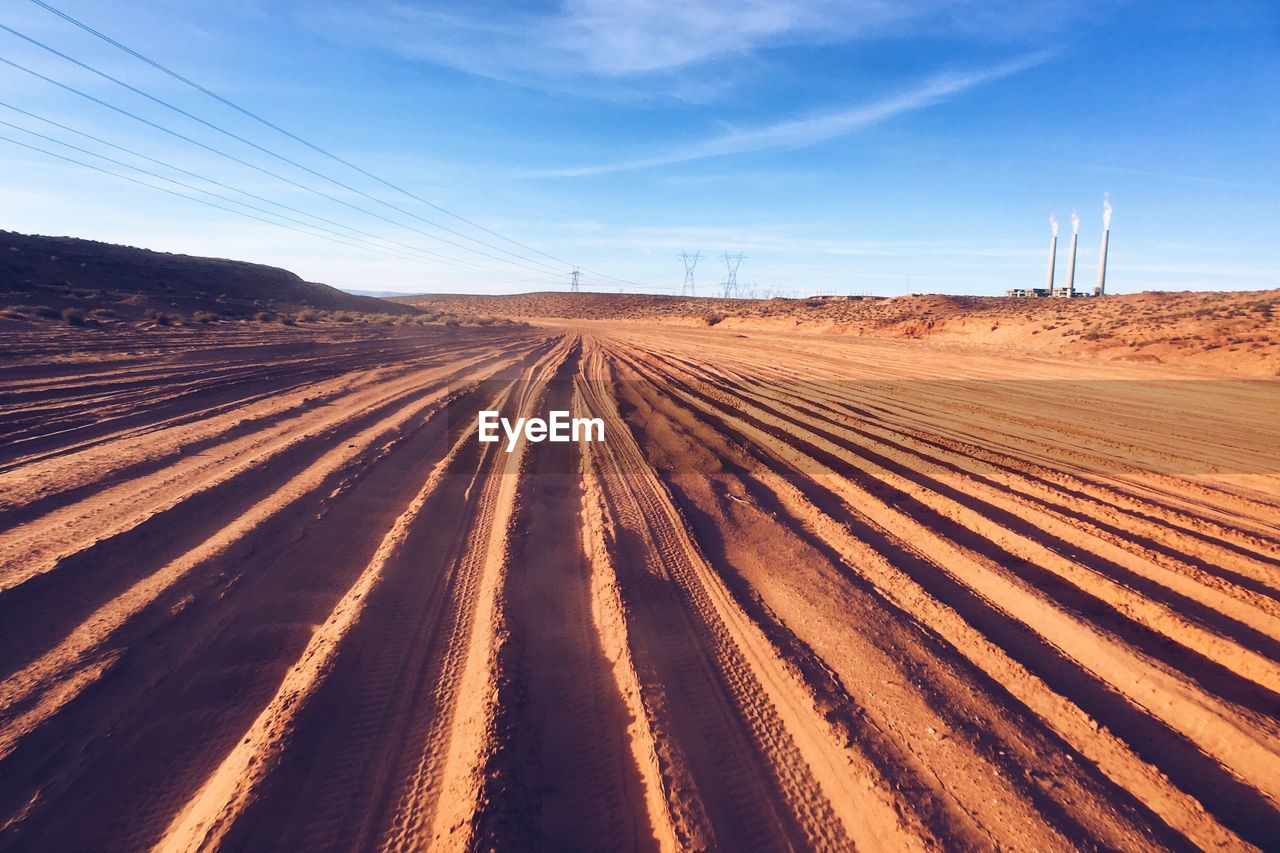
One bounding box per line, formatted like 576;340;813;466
404;288;1280;377
1;239;1279;850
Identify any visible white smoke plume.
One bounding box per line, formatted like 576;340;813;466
1071;209;1080;235
1102;193;1113;230
1049;212;1059;237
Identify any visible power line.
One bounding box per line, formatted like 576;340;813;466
0;104;527;274
21;0;656;292
0;21;571;277
0;54;562;278
0;132;480;271
0;116;496;274
2;94;686;292
0;104;503;272
26;0;580;270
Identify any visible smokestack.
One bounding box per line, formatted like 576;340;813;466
1066;210;1079;295
1066;233;1078;295
1046;213;1058;292
1096;195;1112;295
1096;230;1109;295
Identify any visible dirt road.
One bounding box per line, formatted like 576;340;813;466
1;321;1277;850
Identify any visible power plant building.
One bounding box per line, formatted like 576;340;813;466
1008;198;1111;298
1006;284;1104;298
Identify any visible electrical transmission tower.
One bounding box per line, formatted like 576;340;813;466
570;268;581;292
679;250;701;297
721;252;744;298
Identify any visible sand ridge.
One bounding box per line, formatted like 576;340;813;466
0;318;1277;850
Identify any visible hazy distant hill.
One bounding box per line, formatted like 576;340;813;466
402;289;1280;375
1;231;418;319
341;287;417;298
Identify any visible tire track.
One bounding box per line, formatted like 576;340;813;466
577;339;909;852
472;337;663;850
604;334;1279;847
2;318;1275;852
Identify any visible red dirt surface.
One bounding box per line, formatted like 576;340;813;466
1;253;1278;848
1;315;1277;851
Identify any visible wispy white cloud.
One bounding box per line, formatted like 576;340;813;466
550;0;882;76
528;51;1055;177
294;0;1080;97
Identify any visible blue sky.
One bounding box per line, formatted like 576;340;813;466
1;0;1277;296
